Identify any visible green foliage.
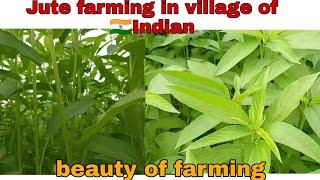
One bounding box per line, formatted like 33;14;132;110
2;29;320;175
0;29;145;174
145;30;320;174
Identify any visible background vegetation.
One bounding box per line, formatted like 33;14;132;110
145;31;320;173
0;29;145;174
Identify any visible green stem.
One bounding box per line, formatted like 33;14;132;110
259;43;265;58
215;31;222;52
70;30;80;134
47;29;73;164
30;30;41;174
123;39;145;169
71;29;79;102
14;58;23;173
15;96;23;173
40;135;49;173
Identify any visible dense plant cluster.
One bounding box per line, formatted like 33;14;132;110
0;30;145;174
1;30;320;175
145;31;320;173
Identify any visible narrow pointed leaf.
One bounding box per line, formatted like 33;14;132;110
176;114;220;148
268;121;320;163
256;128;282;162
190;38;220;51
283;31;320;50
168;85;249;125
78;89;144;144
0;30;43;66
267;73;319;122
244;140;271;172
162;71;230;98
304;106;320;138
215;37;260;76
266;38;300;64
146;91;179;114
185;125;251;151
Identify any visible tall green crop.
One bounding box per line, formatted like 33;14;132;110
0;30;145;174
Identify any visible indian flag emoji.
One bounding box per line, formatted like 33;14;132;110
110;19;132;34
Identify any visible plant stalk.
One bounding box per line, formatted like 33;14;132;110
47;29;73;164
30;30;41;174
14;57;23;173
15;95;23;173
71;29;79;102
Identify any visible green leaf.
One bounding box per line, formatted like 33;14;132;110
145;106;159;120
283;31;320;50
146;91;179;114
240;55;294;89
309;169;320;174
267;55;295;81
243;140;271;172
184;125;251;151
78;89;144;144
249;89;265;128
93;57;119;86
240;56;273;88
222;31;244;42
185;149;197;164
208;143;243;163
154;132;180;158
162;71;230;98
268;121;320;163
48;96;96;132
0;30;43;66
284;155;310;173
266;30;284;39
148;67;186;94
153;34;188;48
234;68;269;104
187;60;216;78
266;38;300;64
146;116;186;132
310;77;320;100
0;143;6;160
88;135;139;163
256;128;282;162
248;69;269;127
186;143;243;164
190;38;219;51
304;106;320;138
65;97;96;119
0;78;19;99
176;114;220;148
168;85;249;125
146;55;184;66
267;73;319;122
215;37;260;76
0;70;20;81
234;30;264;40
